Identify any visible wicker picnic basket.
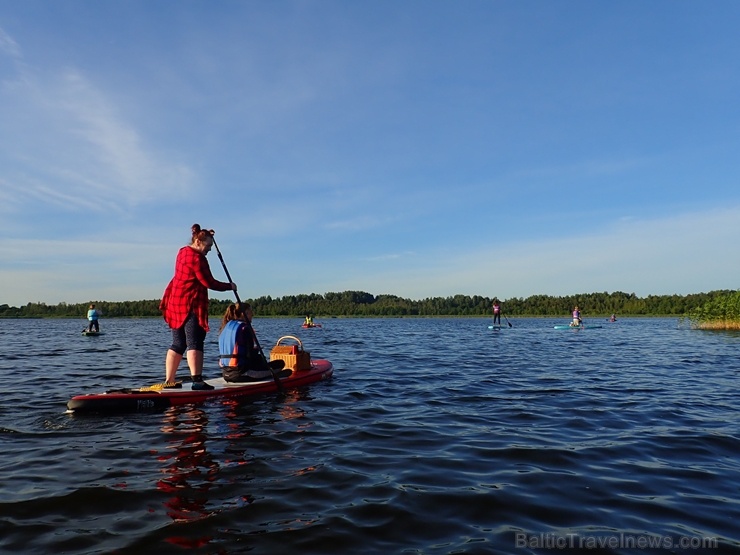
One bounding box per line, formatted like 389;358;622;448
269;335;311;371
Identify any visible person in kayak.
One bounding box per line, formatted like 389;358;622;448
86;304;100;332
160;224;236;390
571;306;583;327
492;299;501;326
219;303;288;382
304;314;314;326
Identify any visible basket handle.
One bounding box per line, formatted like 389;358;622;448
274;335;304;350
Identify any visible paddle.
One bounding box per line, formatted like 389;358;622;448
503;313;512;328
210;235;285;394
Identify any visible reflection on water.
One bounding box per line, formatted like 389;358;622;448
157;407;216;523
152;389;315;550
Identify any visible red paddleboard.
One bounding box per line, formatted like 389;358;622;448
66;359;333;413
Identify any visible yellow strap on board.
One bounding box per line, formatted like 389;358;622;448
139;381;182;392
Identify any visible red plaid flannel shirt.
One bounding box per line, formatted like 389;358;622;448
160;246;231;332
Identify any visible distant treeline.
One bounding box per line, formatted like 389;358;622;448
0;290;734;319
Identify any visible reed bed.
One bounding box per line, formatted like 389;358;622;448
688;290;740;330
694;320;740;330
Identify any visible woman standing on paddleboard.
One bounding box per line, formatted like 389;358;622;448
86;304;100;333
492;299;502;326
572;306;582;327
160;224;236;390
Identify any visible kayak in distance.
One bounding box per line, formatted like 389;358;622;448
301;323;322;328
553;324;603;330
66;359;333;414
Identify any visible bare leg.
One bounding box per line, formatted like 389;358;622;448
187;349;204;378
165;349;183;383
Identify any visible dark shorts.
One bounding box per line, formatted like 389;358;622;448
170;312;206;354
223;359;284;382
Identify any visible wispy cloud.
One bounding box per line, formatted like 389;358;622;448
0;237;175;305
0;26;21;58
281;206;740;301
447;206;740;298
0;31;194;216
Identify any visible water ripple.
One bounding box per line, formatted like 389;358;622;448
0;318;739;554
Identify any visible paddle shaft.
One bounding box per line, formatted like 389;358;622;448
210;236;284;393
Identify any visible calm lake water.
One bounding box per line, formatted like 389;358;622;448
0;317;738;554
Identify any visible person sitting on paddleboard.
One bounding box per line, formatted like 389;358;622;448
86;304;100;332
571;306;582;327
492;299;501;326
219;303;288;382
160;224;237;390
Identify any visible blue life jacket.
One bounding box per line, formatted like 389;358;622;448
219;320;247;368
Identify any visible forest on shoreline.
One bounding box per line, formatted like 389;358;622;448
1;289;735;320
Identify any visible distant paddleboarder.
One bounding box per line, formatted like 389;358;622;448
571;306;582;327
492;299;501;326
86;304;100;333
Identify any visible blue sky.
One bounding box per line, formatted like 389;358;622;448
1;1;739;308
